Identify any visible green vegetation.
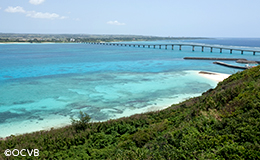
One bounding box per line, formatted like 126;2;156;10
0;33;207;43
71;111;91;132
1;66;260;159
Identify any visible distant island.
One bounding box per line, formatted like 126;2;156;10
0;33;209;43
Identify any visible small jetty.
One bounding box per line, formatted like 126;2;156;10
184;57;260;63
183;57;258;69
213;61;248;69
184;57;247;61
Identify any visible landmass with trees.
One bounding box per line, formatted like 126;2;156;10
0;33;207;43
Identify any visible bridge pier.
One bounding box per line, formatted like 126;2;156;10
192;46;195;51
138;45;140;47
148;45;150;48
241;51;243;55
133;45;135;47
165;45;167;49
253;52;255;55
154;45;156;48
143;45;145;48
210;47;213;52
220;48;222;53
129;45;131;47
159;45;161;49
202;46;204;52
125;44;127;46
179;45;182;50
230;49;232;54
172;45;174;50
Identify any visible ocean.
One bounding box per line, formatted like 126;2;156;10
0;38;259;137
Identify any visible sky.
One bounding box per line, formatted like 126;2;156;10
1;0;260;37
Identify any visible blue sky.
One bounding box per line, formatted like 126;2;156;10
1;0;260;37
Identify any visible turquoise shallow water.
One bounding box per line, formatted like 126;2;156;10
0;40;259;137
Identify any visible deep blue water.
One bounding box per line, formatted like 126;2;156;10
0;38;259;137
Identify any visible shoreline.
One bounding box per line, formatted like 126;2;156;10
198;71;230;82
0;70;230;139
0;42;74;44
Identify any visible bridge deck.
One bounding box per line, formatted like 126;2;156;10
88;42;260;55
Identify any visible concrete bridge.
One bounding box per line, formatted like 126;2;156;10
87;42;260;55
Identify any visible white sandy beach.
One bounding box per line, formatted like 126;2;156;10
0;42;31;44
198;71;230;82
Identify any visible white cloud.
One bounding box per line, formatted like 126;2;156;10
5;6;26;13
60;16;67;20
29;0;45;5
26;11;66;19
107;20;126;25
5;6;67;20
